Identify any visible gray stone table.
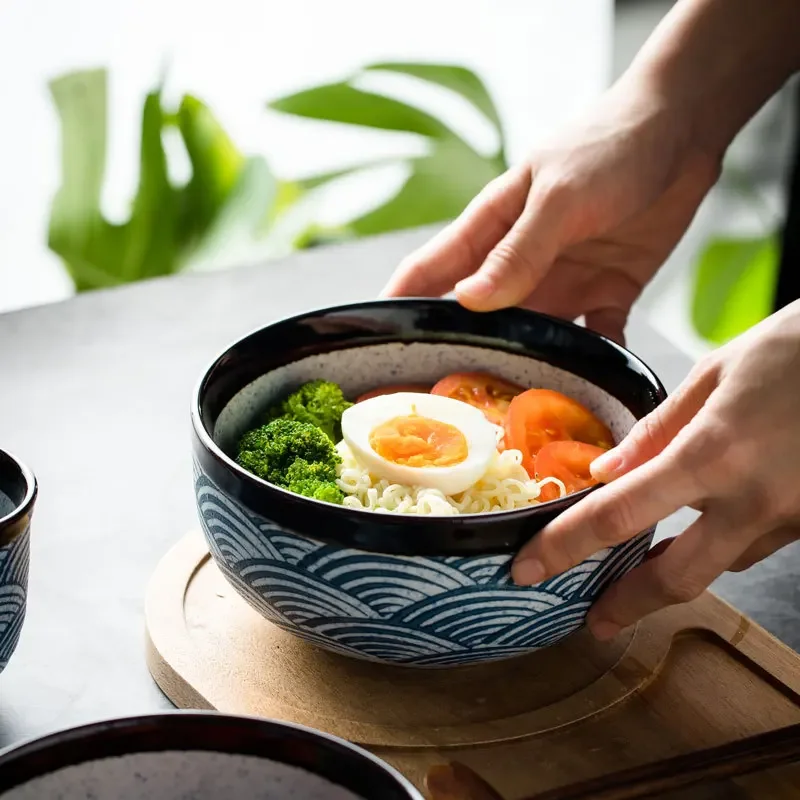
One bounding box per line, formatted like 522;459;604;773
0;227;797;750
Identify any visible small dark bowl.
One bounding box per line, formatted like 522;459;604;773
0;448;36;675
0;712;422;799
191;299;666;666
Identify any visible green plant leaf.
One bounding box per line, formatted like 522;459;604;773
269;180;304;218
293;158;400;193
691;234;779;345
49;71;180;288
291;222;353;250
176;94;245;243
364;62;504;144
48;69;107;224
268;82;458;140
186;155;277;270
348;139;502;236
268;61;508;248
120;88;179;281
49;69;299;291
48;69;121;290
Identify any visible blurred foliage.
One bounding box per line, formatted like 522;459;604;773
43;63;791;343
689;173;779;346
690;234;779;345
48;63;507;291
268;62;508;241
48;69;296;290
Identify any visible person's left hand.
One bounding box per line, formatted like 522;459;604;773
511;300;800;640
379;77;719;346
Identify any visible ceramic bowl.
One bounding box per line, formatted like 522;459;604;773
0;711;422;799
192;299;666;667
0;449;36;674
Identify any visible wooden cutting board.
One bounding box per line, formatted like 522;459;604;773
145;532;800;798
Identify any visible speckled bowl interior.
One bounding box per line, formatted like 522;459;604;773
0;713;422;799
1;752;366;800
193;302;665;667
213;341;637;457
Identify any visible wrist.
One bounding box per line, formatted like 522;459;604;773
610;69;720;179
621;0;800;163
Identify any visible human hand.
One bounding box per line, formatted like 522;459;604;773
381;77;721;345
511;300;800;640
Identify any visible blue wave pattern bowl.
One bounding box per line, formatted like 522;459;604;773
197;475;652;666
192;300;666;667
0;450;36;674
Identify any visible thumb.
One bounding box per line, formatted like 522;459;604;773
591;359;720;483
455;178;574;311
381;165;532;299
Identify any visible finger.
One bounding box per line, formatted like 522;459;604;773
455;177;575;311
586;512;761;640
728;525;800;572
380;165;531;298
590;360;720;483
584;307;629;345
512;452;702;585
644;536;675;561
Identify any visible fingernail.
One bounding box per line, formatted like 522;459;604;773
591;448;623;481
512;558;546;586
455;273;494;302
590;620;621;641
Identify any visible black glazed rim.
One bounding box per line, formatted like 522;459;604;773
191;298;667;556
0;711;422;799
0;449;37;548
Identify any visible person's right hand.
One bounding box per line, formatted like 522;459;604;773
510;299;800;638
382;76;722;345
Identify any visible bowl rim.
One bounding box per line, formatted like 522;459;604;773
191;298;667;543
0;710;424;799
0;448;37;548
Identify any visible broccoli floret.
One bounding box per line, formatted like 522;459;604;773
285;457;337;484
235;418;343;505
236;418;338;484
266;380;352;442
284;458;344;504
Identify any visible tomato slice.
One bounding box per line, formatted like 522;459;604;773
430;372;524;426
356;383;431;403
535;441;608;501
504;388;614;476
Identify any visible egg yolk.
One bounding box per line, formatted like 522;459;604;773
369;415;468;468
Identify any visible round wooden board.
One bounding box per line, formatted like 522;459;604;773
145;532;672;749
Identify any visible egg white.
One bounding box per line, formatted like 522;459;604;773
340;392;498;495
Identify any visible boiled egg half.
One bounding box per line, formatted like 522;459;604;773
340;392;498;495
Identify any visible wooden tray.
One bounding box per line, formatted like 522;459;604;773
145;533;800;798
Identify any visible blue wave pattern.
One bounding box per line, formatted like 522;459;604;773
0;527;30;673
195;470;653;666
